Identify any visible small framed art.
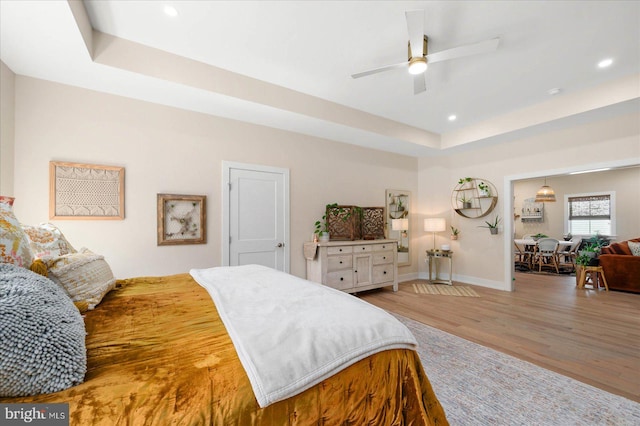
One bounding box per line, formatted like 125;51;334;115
157;194;207;245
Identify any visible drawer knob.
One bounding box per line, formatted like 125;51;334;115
340;277;344;281
354;270;357;273
339;261;343;264
383;256;386;260
384;271;387;274
339;249;342;252
362;247;366;250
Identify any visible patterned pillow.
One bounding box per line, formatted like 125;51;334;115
0;196;15;206
43;248;116;310
22;223;77;258
628;241;640;256
0;201;34;268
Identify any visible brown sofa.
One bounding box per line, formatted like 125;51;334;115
598;237;640;293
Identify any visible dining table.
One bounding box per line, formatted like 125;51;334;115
514;239;573;248
514;239;574;271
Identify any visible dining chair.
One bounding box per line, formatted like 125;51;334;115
536;238;560;273
514;241;525;268
558;237;582;271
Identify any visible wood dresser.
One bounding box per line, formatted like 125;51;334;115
305;240;398;293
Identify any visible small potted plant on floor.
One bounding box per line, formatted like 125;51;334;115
479;215;500;235
575;253;593;286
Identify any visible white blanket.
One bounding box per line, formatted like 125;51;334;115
190;264;417;408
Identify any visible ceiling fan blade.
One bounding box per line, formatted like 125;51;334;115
413;74;426;95
351;61;408;79
405;9;424;58
426;37;500;64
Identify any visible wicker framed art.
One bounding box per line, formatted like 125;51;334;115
49;161;125;220
157;194;207;246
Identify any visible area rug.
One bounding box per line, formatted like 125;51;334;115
412;283;479;297
394;314;640;425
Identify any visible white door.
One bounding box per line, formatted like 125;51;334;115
222;162;289;272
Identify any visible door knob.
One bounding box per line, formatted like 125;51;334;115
276;242;284;248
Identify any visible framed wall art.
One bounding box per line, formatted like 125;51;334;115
385;189;411;266
49;161;125;220
157;194;207;245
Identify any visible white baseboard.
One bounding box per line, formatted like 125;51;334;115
398;272;420;283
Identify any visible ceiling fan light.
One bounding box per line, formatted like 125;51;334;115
408;57;427;75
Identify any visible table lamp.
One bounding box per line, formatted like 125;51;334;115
424;218;446;251
391;218;409;249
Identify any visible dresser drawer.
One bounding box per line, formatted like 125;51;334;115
327;255;353;271
372;251;393;265
372;264;394;284
353;244;373;254
327;246;353;255
372;243;395;252
326;271;354;290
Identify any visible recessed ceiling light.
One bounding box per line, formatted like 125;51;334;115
164;5;178;17
597;58;613;68
548;88;561;96
448;115;457;121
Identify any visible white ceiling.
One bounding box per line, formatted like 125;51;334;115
1;1;639;157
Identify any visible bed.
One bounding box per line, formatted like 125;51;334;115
1;266;448;425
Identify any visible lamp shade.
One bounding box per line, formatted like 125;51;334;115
535;179;556;202
391;218;409;231
424;218;446;232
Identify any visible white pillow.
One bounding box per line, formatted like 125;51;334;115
628;241;640;256
43;248;116;310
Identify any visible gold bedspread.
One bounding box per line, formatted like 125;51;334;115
2;273;448;425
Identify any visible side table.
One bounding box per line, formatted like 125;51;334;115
426;250;453;285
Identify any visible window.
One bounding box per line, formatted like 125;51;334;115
565;192;615;236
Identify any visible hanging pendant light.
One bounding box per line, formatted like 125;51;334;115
535;177;556;202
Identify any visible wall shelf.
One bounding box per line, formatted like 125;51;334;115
521;198;544;222
451;178;498;219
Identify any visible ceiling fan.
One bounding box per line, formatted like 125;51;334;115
351;10;501;95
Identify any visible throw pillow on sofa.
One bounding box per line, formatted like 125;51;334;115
628;241;640;256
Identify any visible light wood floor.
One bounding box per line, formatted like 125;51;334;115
359;272;640;402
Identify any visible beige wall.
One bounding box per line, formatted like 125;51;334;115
418;113;640;289
7;74;640;290
514;168;640;242
0;61;15;195
11;76;419;280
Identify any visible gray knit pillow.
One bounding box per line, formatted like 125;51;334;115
0;263;87;397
